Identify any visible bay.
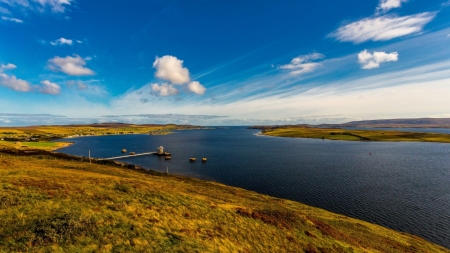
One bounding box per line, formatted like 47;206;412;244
58;127;450;248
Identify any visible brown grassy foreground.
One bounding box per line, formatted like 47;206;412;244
0;154;449;252
258;126;450;143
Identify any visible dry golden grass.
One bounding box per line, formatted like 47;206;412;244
0;154;448;252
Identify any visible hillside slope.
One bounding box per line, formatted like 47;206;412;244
0;154;448;252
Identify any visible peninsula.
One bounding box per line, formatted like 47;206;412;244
0;123;207;151
251;118;450;143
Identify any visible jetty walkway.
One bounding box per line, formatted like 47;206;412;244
99;152;157;160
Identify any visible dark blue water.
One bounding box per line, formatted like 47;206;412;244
58;127;450;248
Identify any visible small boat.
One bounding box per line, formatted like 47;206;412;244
202;158;207;162
165;156;171;160
189;158;196;162
121;148;127;153
129;152;136;155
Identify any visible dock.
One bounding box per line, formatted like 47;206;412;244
99;152;156;160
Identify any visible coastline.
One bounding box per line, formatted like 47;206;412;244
1;149;449;251
254;126;450;143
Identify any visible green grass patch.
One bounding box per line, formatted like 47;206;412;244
0;155;448;252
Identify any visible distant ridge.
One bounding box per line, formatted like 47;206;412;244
318;118;450;128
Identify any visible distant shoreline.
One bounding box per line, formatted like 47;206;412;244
251;126;450;143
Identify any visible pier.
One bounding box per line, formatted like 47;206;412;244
99;152;156;160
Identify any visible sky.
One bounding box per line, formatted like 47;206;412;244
0;0;449;126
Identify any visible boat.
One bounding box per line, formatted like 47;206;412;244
165;156;171;160
129;152;136;155
202;158;207;162
189;158;196;162
121;148;127;153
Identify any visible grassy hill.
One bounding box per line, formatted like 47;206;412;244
255;126;450;143
0;153;448;252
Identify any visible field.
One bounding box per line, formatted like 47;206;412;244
0;123;206;152
259;126;450;143
0;152;448;252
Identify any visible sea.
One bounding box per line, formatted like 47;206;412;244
57;127;450;248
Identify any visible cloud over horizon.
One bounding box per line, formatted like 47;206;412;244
0;63;31;92
358;50;399;69
48;55;95;76
40;80;61;95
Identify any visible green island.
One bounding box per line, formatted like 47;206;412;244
252;126;450;143
0;149;449;252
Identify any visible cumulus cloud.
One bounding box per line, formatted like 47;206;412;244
50;37;73;46
48;55;95;76
151;83;179;97
0;73;31;92
358;50;399;69
377;0;408;13
153;55;190;84
1;16;23;23
279;53;325;75
331;12;435;43
39;80;61;95
188;81;206;95
0;63;31;92
151;55;206;96
0;63;16;70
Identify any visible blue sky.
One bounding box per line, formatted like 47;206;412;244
0;0;449;126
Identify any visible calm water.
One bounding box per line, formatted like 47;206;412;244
58;127;450;248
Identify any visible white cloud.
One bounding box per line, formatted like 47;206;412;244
279;53;325;75
151;83;179;97
2;0;72;13
39;80;61;95
151;55;206;95
331;12;435;43
153;55;190;84
358;50;399;69
442;0;450;7
0;73;31;92
48;55;95;76
1;16;23;23
377;0;408;13
50;37;73;46
0;7;11;14
188;81;206;95
0;63;16;70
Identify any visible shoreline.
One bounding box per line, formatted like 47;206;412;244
254;126;450;143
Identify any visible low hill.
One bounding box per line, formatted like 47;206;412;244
0;153;448;252
319;118;450;128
